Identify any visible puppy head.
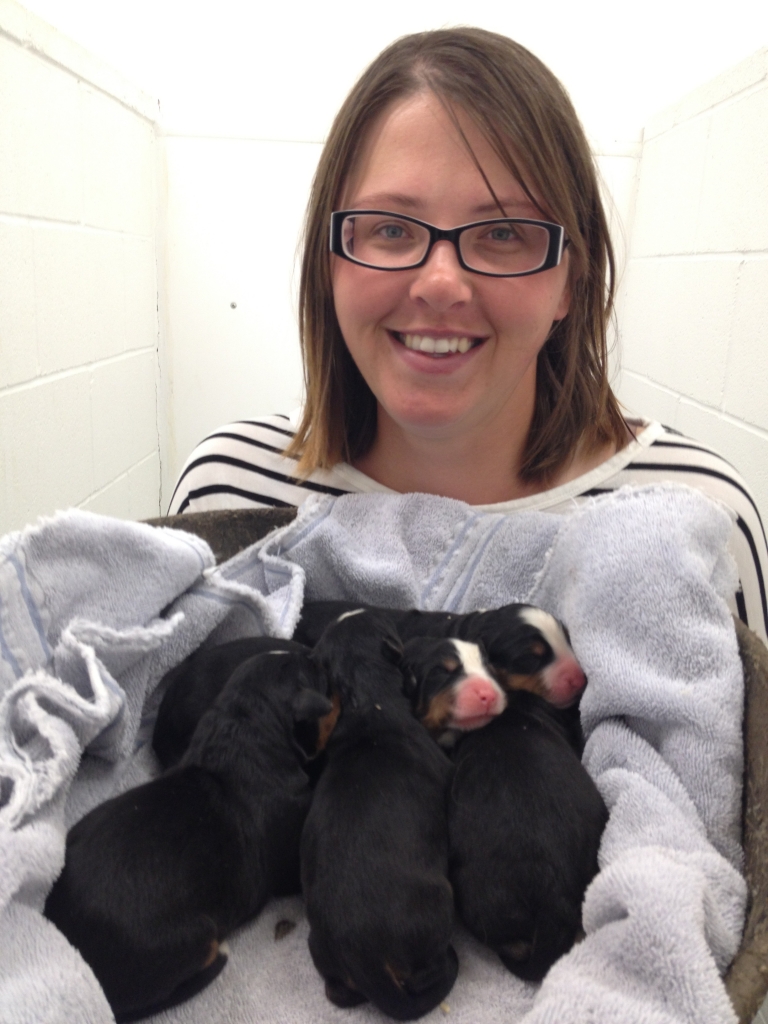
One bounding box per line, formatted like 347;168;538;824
401;637;506;735
235;651;337;759
476;605;586;708
311;607;404;708
326;607;403;658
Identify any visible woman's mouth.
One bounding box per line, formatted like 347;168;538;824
390;330;486;357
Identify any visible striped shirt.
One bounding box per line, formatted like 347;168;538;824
169;415;768;643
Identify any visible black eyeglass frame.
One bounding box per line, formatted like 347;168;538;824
329;209;568;278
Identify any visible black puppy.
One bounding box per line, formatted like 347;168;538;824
398;635;506;741
445;689;607;981
301;609;458;1020
295;600;586;709
45;650;335;1023
153;635;305;769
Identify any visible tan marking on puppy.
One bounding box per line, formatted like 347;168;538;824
421;688;455;732
500;938;532;962
384;961;406;991
495;669;547;699
316;694;341;751
202;939;219;968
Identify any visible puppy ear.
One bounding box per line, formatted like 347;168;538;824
291;689;336;760
292;688;333;723
400;665;419;700
380;632;404;666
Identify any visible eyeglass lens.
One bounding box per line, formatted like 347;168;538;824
340;214;552;274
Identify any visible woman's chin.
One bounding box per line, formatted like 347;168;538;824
385;406;475;438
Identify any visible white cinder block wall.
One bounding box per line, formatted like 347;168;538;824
615;47;768;529
0;0;160;535
1;0;766;533
160;136;320;503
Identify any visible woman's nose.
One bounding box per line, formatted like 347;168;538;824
408;240;473;312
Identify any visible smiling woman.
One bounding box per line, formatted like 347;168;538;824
329;93;575;502
167;27;767;643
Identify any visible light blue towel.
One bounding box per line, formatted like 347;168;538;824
0;485;747;1024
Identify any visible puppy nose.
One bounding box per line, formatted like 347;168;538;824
546;657;586;706
474;681;494;706
455;677;504;719
561;659;586;694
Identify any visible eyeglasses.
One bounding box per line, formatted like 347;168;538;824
330;210;568;278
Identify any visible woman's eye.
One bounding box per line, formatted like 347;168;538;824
377;223;408;240
486;226;518;243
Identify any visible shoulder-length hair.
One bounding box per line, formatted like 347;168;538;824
287;27;626;481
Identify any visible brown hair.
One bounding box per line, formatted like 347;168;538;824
287;27;626;480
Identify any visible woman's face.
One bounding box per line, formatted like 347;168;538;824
331;92;572;447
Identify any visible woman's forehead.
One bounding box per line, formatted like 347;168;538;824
341;92;547;220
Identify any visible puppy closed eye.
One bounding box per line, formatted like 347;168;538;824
503;642;551;675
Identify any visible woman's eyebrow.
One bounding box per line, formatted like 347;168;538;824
347;194;542;218
349;192;421;210
471;198;540;216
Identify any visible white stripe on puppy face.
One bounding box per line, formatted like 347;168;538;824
518;607;571;658
449;640;506;729
518;607;585;707
452;639;489;677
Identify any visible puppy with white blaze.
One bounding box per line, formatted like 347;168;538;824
295;600;586;710
399;636;507;742
401;623;605;984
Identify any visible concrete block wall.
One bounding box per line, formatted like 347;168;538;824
0;0;160;534
1;0;766;533
160;136;320;502
615;46;768;528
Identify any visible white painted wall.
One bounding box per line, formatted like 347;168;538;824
14;0;768;510
160;137;319;489
0;0;160;534
615;47;768;528
1;0;767;527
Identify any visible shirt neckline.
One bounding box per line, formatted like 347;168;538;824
330;419;664;510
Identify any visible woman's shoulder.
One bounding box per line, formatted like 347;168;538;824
588;420;767;642
606;421;761;521
167;416;342;514
166;415;390;515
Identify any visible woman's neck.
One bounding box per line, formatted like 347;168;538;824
351;409;626;505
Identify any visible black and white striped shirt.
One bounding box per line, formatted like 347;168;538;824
168;415;768;643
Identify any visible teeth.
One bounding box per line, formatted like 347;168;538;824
401;334;475;354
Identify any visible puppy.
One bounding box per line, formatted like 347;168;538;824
153;635;306;769
441;605;586;710
399;636;507;743
295;600;586;709
45;650;335;1023
301;608;458;1021
448;690;606;981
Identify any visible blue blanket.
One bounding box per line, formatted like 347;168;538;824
0;484;747;1024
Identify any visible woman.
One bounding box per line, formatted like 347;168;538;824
167;27;767;643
